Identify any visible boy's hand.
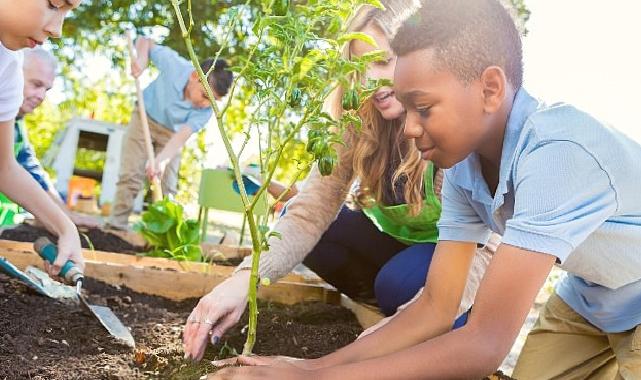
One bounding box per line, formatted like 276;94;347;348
46;225;85;279
145;158;168;181
131;58;146;78
207;365;311;380
211;355;314;370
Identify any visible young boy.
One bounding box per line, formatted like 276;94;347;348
106;38;233;230
210;0;641;379
0;0;84;278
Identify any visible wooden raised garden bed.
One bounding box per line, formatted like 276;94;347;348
0;225;513;379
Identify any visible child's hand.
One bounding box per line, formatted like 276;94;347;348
46;227;85;279
131;59;145;78
145;159;168;181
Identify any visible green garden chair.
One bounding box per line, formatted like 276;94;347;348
198;168;270;245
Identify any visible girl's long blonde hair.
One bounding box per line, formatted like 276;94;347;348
330;0;425;215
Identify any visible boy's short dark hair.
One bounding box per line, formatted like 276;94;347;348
200;58;233;97
391;0;523;89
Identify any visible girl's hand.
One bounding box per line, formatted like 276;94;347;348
183;271;251;361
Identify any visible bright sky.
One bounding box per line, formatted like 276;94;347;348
522;0;641;141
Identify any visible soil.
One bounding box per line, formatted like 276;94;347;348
0;223;145;254
0;273;363;379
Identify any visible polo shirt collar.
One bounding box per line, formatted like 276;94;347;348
450;88;540;206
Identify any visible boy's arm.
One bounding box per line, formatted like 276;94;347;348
145;124;192;180
316;243;555;380
310;240;477;368
0;120;83;274
317;141;616;378
304;168;494;368
131;37;155;78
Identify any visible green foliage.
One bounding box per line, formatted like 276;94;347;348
171;0;405;355
36;0;529;211
133;197;202;262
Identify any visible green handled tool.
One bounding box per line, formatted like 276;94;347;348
33;237;84;290
34;237;135;348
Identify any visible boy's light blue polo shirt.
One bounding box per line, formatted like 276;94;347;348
438;88;641;333
142;45;212;133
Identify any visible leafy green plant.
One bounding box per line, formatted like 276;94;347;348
170;0;387;354
134;197;202;261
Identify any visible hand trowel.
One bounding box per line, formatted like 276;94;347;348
34;237;135;348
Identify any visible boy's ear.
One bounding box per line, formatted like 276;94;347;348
479;66;507;114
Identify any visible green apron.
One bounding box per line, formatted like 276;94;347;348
0;121;26;226
362;161;441;245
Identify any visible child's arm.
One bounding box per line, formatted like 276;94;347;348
131;37;155;78
145;124;192;180
214;243;554;380
310;240;477;368
0;120;83;275
309;244;555;379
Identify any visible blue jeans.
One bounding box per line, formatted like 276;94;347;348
303;206;468;327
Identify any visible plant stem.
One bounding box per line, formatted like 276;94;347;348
172;0;271;354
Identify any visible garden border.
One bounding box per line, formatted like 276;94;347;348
0;239;382;328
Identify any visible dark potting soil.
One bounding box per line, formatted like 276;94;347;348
0;223;145;254
0;273;363;379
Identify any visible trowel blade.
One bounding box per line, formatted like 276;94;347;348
79;295;135;348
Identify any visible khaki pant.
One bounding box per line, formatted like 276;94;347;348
513;292;641;380
106;109;182;229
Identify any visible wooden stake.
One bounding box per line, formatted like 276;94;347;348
126;31;162;203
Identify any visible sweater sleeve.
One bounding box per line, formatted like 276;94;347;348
235;160;353;281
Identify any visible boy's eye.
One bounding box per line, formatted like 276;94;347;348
417;106;432;118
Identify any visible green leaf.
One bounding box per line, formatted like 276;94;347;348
267;231;282;240
358;49;387;63
361;0;385;9
137;198;202;262
337;32;378;47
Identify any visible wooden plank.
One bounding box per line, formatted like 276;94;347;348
0;239;326;285
340;295;383;329
0;239;221;273
0;239;379;326
0;239;339;305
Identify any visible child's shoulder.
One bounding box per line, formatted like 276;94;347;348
0;43;24;121
514;97;641;177
525;101;605;140
0;42;23;74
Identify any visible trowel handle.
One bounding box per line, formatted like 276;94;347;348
33;237;84;284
